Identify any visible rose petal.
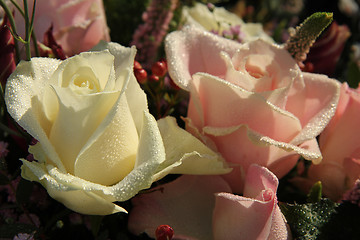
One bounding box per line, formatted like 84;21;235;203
203;124;320;192
91;42;137;80
213;165;290;240
307;162;346;200
153;116;232;181
135;111;166;168
243;164;279;199
74;91;139;186
189;73;302;142
343;157;360;188
318;83;351;142
21;111;167;206
318;84;360;165
5;58;66;171
213;192;276;240
288;73;340;145
128;175;231;239
51;50;115;91
230;40;298;92
165;25;241;90
123;72;148;135
49;87;119;175
20;160;126;215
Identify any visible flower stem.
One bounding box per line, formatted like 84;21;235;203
23;0;31;61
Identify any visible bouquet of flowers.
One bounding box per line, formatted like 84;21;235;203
0;0;360;239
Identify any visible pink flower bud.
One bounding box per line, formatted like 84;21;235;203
0;15;16;86
304;21;350;76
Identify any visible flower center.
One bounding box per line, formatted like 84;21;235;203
244;55;272;79
74;76;94;89
70;74;99;94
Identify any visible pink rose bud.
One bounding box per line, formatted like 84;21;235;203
304;21;351;76
42;25;66;60
0;14;16;86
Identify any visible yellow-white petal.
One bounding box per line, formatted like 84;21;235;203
153;116;232;181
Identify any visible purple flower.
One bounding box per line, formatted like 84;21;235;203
0;141;9;158
13;233;34;240
343;179;360;207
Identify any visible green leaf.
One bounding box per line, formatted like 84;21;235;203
346;60;360;88
280;199;338;240
285;12;333;63
280;199;360;240
307;181;322;203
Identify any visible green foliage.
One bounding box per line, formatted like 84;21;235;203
280;199;339;240
307;181;322;203
281;199;360;240
296;12;333;40
285;12;333;62
103;0;149;46
346;60;360;88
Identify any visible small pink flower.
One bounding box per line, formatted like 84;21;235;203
131;0;178;69
128;165;291;240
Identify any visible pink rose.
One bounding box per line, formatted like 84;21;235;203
128;165;291;240
298;83;360;201
165;25;340;192
304;22;351;77
14;0;110;56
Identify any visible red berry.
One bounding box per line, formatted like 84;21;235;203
134;60;142;70
149;74;160;82
155;225;174;240
134;68;147;84
151;60;167;77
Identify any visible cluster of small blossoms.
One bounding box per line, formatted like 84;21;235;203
131;0;178;69
206;3;245;43
342;179;360;207
221;25;245;43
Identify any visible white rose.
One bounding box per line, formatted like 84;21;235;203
181;2;274;43
5;41;231;215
